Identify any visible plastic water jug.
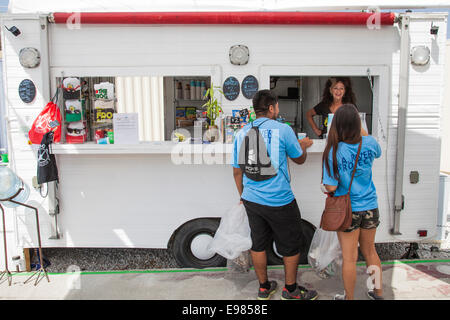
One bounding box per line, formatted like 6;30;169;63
0;166;30;208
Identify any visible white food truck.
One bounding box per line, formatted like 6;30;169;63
0;1;449;269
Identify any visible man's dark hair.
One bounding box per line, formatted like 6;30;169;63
252;90;278;115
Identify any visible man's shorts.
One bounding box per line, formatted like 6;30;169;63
343;208;380;233
242;199;303;257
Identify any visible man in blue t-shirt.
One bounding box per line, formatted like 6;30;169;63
232;90;318;301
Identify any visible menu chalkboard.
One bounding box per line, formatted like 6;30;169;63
223;76;240;101
241;75;259;99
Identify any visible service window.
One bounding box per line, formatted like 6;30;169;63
270;76;373;140
55;76;213;144
162;76;211;142
56;76;117;144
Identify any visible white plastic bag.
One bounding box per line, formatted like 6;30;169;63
208;203;252;260
307;228;342;278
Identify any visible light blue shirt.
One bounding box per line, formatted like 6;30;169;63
322;135;381;212
232;117;303;207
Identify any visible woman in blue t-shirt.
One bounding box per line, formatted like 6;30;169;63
322;104;383;300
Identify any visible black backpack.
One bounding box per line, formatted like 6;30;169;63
37;131;59;185
238;119;277;181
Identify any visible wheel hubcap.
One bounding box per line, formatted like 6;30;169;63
190;233;215;260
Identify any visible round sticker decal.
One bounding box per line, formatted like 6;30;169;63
18;79;36;103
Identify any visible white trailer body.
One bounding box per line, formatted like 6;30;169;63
0;4;448;267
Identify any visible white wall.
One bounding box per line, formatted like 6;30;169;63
441;40;450;174
48;23;403;114
396;15;446;242
0;15;54;268
441;40;450;226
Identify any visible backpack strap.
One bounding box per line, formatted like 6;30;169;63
321;161;324;184
251;118;271;167
251;118;271;128
253;118;290;183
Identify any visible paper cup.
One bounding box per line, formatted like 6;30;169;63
297;133;307;140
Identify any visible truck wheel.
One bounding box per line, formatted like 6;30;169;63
266;219;316;265
171;218;226;268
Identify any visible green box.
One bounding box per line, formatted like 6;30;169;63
66;113;82;123
107;131;114;144
185;107;196;120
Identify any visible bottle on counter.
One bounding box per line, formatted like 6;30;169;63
196;80;201;100
184;83;190;100
190;80;196;100
249;107;256;122
200;81;207;100
175;81;183;100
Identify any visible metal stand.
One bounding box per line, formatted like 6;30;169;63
0;204;12;286
0;186;50;286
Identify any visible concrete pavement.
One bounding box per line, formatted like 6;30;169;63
0;259;449;300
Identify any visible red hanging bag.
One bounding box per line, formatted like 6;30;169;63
28;90;62;144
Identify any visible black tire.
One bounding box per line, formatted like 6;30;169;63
171;218;227;268
266;219;316;265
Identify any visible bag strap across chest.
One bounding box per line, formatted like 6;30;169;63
347;140;363;194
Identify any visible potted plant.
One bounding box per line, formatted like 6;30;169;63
202;83;223;128
202;83;223;142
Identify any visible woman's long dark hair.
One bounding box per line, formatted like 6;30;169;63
320;77;356;108
323;104;362;180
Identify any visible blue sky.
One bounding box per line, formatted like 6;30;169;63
0;0;7;12
0;1;449;37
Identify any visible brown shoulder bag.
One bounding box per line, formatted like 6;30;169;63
320;140;362;232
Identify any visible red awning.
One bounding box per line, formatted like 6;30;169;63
50;11;396;25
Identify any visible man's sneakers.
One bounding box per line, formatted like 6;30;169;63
281;285;319;300
257;280;278;300
257;281;319;300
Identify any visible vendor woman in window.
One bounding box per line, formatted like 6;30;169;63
306;77;356;138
